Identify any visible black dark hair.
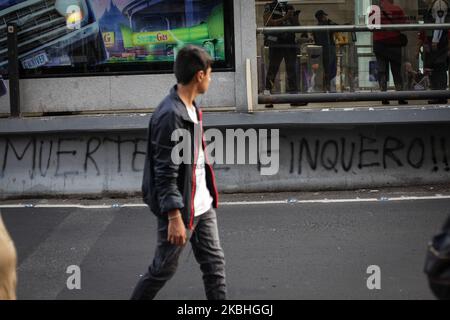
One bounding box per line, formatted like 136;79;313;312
174;45;213;85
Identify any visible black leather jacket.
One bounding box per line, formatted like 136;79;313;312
142;85;219;230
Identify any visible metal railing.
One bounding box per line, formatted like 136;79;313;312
257;23;450;105
257;23;450;33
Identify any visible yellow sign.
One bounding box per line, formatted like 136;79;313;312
102;32;115;48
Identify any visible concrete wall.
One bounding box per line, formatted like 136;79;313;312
1;124;449;199
0;73;236;114
0;0;258;115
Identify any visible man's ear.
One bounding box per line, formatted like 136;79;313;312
196;70;205;82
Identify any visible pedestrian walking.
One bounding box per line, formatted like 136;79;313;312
131;45;226;300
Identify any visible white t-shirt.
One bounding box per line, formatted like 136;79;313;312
186;106;214;217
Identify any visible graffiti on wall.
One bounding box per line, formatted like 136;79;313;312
288;135;450;175
1;132;449;182
0;136;147;179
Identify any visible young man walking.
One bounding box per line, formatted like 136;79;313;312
131;45;226;300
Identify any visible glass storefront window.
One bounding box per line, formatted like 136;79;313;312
0;0;235;78
256;0;450;106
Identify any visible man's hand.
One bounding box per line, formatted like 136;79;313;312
167;209;187;246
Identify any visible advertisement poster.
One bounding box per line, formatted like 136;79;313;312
0;0;226;71
96;0;225;64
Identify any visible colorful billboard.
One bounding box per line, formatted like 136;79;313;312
0;0;229;75
99;0;225;63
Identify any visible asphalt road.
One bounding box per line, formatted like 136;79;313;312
1;190;449;300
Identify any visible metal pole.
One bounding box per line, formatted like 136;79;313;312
7;22;20;118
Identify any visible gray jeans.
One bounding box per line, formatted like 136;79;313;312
131;207;227;300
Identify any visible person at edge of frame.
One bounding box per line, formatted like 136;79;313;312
417;0;450;105
0;211;17;300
